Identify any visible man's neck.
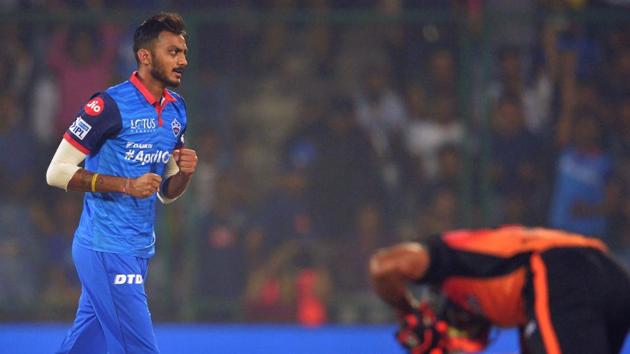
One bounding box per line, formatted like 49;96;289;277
136;70;164;102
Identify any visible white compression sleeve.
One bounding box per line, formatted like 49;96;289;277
46;139;86;191
157;155;185;204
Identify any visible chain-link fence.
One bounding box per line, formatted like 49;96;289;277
0;2;629;324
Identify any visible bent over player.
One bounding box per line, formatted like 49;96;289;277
370;225;630;354
46;13;197;354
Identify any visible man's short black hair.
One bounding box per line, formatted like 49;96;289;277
133;12;186;63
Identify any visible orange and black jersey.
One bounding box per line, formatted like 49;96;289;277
420;225;607;327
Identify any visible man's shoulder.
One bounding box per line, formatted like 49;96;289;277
103;80;147;114
104;80;135;99
166;89;186;108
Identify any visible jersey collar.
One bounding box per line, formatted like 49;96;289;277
129;71;177;106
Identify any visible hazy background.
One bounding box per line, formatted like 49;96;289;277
0;0;629;328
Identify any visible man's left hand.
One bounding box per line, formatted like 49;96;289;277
173;148;197;176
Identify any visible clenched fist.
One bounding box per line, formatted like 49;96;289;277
127;173;162;198
172;148;198;176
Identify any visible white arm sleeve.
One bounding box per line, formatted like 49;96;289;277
157;156;187;204
46;139;87;191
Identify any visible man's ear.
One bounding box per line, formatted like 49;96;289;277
137;48;152;66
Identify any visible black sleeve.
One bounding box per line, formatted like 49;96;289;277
418;234;531;284
420;234;455;285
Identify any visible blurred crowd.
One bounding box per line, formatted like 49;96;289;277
0;0;629;325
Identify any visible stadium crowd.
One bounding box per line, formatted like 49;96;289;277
0;0;628;325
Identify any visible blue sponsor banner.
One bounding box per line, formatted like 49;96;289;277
0;323;627;354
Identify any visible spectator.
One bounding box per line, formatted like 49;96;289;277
191;129;229;216
354;64;407;154
281;96;328;171
405;93;464;179
0;23;34;102
0;195;41;315
416;186;460;241
489;95;545;224
428;144;463;194
47;23;119;136
402;82;431;192
424;48;457;97
549;112;616;239
242;240;299;322
195;167;253;319
486;45;555;135
308;96;385;238
0;94;36;200
36;194;81;318
602;46;630;102
333;203;391;295
332;203;394;323
252;154;317;250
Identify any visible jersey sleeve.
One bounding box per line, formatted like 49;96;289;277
419;233;530;285
420;235;457;284
172;93;186;149
175;126;186;149
63;92;122;155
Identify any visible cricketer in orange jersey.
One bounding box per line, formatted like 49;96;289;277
370;225;630;354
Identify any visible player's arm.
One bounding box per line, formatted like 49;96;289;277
158;148;197;204
369;242;430;317
47;92;164;198
46;139;162;198
46;138;129;193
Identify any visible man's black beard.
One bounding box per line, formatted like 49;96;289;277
150;59;179;88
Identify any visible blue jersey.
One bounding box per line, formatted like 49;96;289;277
64;72;187;258
549;146;612;238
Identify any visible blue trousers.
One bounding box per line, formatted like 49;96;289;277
57;242;159;354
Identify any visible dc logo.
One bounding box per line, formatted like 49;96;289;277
171;119;181;137
85;97;104;116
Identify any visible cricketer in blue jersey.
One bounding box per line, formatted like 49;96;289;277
46;13;197;354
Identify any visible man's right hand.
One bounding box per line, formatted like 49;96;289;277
127;173;162;198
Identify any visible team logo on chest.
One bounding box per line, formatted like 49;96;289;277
171;118;181;137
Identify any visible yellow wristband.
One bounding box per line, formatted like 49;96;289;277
91;173;99;193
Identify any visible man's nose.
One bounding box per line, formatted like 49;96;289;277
178;55;188;67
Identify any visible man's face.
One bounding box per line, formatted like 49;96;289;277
149;31;188;88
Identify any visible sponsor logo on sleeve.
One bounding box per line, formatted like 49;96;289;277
85;97;104;116
69;117;92;140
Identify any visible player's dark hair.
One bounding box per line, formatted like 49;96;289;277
133;12;187;63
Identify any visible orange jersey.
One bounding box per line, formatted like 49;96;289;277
421;226;607;327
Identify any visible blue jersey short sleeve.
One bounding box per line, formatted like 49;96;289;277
175;126;186;149
72;81;188;258
170;92;186;149
64;93;122;154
